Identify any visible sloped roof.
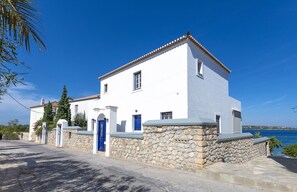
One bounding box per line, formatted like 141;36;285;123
99;33;231;80
69;94;100;102
30;101;58;109
30;94;100;109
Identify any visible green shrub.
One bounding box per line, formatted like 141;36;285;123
74;112;87;128
35;127;42;136
3;131;19;140
48;124;55;131
283;144;297;158
254;132;261;138
269;136;282;152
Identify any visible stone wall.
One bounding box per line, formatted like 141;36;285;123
110;123;269;170
62;130;93;153
47;130;56;146
111;125;217;170
19;132;29;141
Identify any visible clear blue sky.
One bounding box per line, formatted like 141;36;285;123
1;0;297;127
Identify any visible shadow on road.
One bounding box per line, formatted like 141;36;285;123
0;150;151;192
270;156;297;173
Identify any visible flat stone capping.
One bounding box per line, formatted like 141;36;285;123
253;137;270;144
63;126;83;130
78;131;94;135
111;132;143;139
143;118;216;126
217;133;253;142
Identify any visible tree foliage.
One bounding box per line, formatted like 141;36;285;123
0;119;29;140
283;144;297;158
74;112;87;128
0;0;46;96
254;132;261;138
43;101;54;125
56;85;71;126
269;136;282;153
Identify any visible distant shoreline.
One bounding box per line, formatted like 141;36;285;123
243;126;297;130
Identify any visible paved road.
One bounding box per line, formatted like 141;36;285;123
0;140;267;192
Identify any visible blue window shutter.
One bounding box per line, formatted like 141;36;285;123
134;115;141;131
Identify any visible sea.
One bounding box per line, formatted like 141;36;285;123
243;129;297;156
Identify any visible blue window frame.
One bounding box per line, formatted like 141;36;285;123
133;115;141;131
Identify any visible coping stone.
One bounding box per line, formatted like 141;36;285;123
143;118;216;126
111;132;143;139
63;126;83;130
253;137;270;144
217;133;253;142
78;131;94;135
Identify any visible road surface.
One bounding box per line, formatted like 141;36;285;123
0;140;267;192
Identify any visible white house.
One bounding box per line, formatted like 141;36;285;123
87;33;241;155
29;94;100;141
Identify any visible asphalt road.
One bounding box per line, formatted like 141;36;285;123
0;140;268;192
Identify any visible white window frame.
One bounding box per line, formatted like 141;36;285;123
214;113;221;134
133;71;141;90
75;105;78;115
161;111;173;119
196;59;204;77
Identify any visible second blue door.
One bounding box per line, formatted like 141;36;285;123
98;119;106;151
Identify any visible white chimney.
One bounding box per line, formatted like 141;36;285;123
40;98;44;105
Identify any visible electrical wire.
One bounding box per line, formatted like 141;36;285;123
6;91;44;114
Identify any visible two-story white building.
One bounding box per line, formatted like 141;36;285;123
87;33;241;155
29;94;100;141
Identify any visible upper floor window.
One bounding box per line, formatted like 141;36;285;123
75;105;78;115
133;71;141;90
104;84;108;93
196;59;204;77
161;112;172;119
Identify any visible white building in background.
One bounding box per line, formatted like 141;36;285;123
29;94;99;141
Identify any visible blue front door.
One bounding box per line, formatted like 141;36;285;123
98;119;106;151
134;115;141;131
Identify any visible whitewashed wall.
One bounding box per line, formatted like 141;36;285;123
29;106;44;141
97;42;189;132
186;40;241;134
70;99;97;121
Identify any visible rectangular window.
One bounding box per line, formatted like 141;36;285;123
104;84;108;93
75;105;78;115
216;115;221;134
133;115;142;131
197;60;204;77
161;112;172;119
133;71;141;90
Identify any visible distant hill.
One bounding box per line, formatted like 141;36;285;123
243;125;297;130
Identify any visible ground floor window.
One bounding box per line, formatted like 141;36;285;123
133;115;141;131
161;112;172;119
216;115;221;134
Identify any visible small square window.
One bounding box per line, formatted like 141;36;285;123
197;60;204;77
161;112;172;119
104;84;108;93
133;71;141;90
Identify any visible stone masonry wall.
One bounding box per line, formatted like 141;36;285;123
111;125;217;170
62;130;93;153
47;130;56;146
111;124;269;170
18;132;29;141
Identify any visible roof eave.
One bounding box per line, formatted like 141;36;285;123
99;34;231;80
